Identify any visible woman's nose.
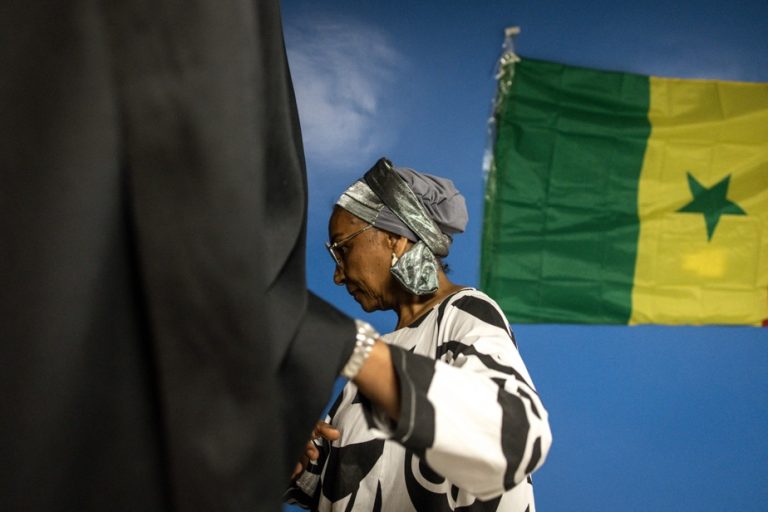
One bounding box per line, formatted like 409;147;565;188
333;264;345;285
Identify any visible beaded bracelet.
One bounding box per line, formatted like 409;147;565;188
340;320;379;380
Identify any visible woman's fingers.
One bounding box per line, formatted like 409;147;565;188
290;461;304;480
314;421;341;441
292;421;341;479
305;439;320;461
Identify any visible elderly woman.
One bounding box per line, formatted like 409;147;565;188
286;158;551;511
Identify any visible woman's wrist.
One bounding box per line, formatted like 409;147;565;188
340;320;379;380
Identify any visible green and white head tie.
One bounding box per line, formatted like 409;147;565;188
336;157;468;295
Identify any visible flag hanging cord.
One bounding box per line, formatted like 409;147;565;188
483;26;521;179
497;26;521;93
500;26;521;71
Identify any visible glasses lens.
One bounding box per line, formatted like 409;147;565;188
326;224;371;268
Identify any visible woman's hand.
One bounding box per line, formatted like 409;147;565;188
290;421;341;479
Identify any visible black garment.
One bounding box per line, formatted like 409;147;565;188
0;1;354;510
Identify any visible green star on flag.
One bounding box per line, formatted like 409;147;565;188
677;173;746;241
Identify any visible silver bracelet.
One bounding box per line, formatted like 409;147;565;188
341;320;379;380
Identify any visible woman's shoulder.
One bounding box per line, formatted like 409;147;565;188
442;287;503;311
439;287;510;330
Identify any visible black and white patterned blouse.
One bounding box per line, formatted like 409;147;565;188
285;288;551;511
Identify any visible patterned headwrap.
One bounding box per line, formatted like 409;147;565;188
336;158;468;295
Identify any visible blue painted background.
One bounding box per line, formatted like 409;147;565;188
281;0;768;509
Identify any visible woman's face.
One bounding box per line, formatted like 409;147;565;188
327;207;397;312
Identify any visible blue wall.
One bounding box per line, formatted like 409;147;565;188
282;1;768;509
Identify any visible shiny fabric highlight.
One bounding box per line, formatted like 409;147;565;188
364;159;451;257
390;241;440;295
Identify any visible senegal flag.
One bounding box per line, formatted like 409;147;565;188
481;56;768;325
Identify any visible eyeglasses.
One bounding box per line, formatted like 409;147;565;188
325;224;373;267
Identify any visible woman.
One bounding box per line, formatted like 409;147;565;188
286;158;551;511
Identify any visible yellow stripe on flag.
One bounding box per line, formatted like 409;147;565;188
632;76;768;325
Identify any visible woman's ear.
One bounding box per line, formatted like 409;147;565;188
391;236;410;258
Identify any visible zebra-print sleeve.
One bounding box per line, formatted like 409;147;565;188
369;292;551;500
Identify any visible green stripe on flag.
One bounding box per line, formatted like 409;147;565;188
481;58;651;323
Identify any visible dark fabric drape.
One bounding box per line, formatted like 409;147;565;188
0;0;354;510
